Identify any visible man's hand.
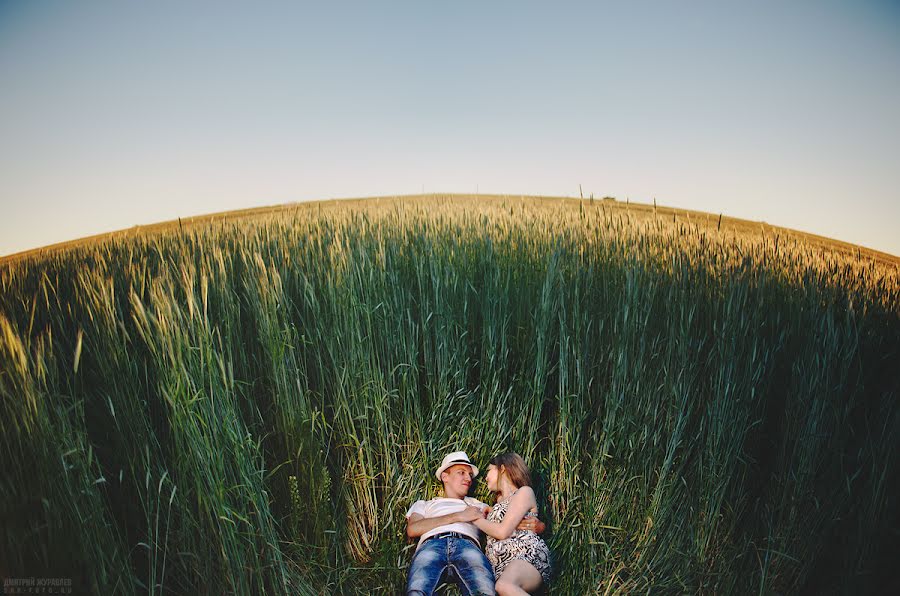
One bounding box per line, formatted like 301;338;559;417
515;507;547;534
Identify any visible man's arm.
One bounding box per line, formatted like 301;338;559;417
406;506;483;539
516;507;546;535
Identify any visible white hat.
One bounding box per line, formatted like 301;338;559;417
435;451;479;481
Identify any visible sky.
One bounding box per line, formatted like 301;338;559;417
1;0;899;257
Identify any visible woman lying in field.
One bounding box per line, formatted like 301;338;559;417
473;452;552;596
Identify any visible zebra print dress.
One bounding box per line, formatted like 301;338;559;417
485;494;552;584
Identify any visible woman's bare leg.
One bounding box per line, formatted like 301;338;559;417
494;560;543;596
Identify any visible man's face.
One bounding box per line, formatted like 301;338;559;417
441;464;474;497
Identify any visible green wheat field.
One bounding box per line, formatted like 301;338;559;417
1;195;898;594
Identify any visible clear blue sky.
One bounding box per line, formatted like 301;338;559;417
2;0;899;256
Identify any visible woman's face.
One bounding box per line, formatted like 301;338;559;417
485;464;500;491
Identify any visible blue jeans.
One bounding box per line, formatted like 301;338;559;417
406;533;496;595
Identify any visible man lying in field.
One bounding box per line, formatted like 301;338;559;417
405;451;545;596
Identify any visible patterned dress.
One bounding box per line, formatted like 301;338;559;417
485;493;552;584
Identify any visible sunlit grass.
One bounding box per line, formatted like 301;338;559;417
1;195;897;594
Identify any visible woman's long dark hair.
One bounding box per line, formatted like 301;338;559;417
490;452;532;490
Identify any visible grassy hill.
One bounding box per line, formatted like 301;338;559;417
1;195;897;594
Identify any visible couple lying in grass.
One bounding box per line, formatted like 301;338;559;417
405;451;552;596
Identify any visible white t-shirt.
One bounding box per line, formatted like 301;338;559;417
405;496;489;549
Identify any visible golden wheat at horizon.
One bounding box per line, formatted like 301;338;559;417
3;194;898;269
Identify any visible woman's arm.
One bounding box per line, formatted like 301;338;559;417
473;487;537;540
